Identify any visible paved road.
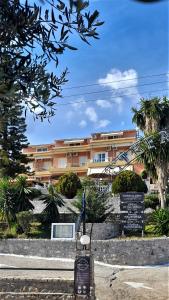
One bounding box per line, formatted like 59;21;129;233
0;254;168;300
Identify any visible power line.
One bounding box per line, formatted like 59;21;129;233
62;80;169;99
64;72;169;90
57;88;169;107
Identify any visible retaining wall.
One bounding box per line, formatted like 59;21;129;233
0;237;169;266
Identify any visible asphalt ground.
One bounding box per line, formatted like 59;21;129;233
0;254;168;300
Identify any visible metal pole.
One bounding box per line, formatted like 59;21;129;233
82;190;86;235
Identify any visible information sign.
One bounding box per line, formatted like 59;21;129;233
51;223;75;240
74;256;90;296
120;192;144;233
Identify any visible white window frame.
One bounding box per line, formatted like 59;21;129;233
51;223;75;240
58;158;67;168
93;152;108;163
79;156;87;166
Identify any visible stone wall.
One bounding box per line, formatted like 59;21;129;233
82;223;120;239
0;237;169;266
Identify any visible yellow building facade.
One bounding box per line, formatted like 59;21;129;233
23;129;143;184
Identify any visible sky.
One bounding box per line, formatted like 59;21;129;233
26;0;169;145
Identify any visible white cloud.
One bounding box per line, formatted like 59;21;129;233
114;96;123;113
65;110;74;123
79;120;87;128
96;99;112;108
97;119;111;128
98;68;140;112
85;106;98;123
71;97;86;110
167;73;169;88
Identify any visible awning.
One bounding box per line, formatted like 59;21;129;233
87;165;133;176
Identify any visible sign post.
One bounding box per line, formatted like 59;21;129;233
120;192;144;236
74;192;95;300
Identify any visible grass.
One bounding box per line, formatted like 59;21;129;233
0;222;51;239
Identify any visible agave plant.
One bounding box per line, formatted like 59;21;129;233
152;208;169;236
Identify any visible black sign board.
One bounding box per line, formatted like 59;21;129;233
120;192;144;234
74;256;90;296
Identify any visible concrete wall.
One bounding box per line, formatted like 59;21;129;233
0;238;168;266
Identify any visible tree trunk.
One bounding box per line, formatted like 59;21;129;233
156;163;167;209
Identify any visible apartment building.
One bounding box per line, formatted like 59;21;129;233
23;129;144;184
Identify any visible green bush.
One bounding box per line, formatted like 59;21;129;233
112;170;148;194
73;180;112;223
144;194;169;209
16;211;33;234
141;170;148;180
57;172;81;199
152;208;169;236
144;194;159;209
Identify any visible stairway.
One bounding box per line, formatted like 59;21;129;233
0;277;74;300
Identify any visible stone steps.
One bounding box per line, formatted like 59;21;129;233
0;292;74;300
0;278;74;299
0;278;74;293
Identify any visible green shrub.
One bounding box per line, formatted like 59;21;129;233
112;170;148;194
144;194;169;209
144;194;159;209
16;211;33;234
57;172;81;199
152;208;169;236
141;170;148;179
73;182;112;223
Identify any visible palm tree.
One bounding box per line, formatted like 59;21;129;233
132;96;169;208
41;185;65;223
15;176;34;212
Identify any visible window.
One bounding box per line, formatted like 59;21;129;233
58;158;67;168
79;156;87;166
37;147;48;152
42;161;52;170
108;135;122;139
93;153;107;162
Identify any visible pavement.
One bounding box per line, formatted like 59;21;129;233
0;254;168;300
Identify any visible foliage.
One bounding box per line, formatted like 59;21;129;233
144;224;157;236
41;184;65;223
29;188;42;199
0;178;16;226
28;222;51;239
14;176;34;212
132;97;169;208
16;211;33;234
57;172;82;199
144;194;159;209
152;208;169;236
73;179;112;223
144;194;169;209
0;0;103;119
141;170;148;179
112;170;148;194
0;101;30;177
0;176;35;227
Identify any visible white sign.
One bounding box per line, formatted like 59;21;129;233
51;223;75;240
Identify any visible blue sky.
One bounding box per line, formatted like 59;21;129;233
26;0;168;145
